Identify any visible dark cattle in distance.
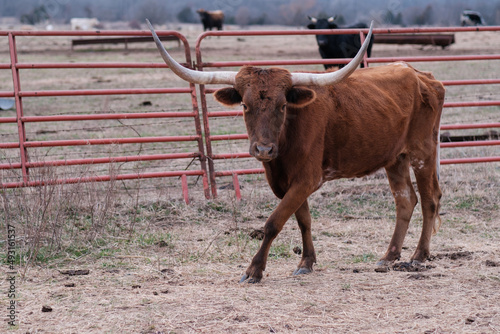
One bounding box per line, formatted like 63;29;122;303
460;10;486;26
307;16;373;70
147;20;445;284
197;9;224;31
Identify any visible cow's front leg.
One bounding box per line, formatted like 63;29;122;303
293;200;316;275
240;186;312;283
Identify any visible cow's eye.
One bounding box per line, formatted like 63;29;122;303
281;103;287;112
241;103;248;112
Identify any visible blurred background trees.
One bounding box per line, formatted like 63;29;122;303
0;0;498;27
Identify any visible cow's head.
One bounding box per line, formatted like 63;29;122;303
307;16;338;46
196;9;207;18
214;67;316;161
146;19;372;162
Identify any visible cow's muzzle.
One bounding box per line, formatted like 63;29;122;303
250;143;278;162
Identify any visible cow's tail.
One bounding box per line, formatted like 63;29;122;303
416;69;444;182
435;85;444;182
433;91;444;235
436;138;441;181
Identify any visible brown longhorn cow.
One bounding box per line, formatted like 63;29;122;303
147;20;445;283
196;9;224;31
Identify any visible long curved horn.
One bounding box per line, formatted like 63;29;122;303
291;21;374;86
146;19;236;85
308;16;318;24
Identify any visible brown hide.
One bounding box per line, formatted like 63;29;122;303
214;62;445;283
216;63;443;190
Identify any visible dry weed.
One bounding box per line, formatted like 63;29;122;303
1;162;498;333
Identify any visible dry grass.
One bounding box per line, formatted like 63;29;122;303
0;24;499;333
2;161;499;333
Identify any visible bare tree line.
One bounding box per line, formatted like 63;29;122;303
1;0;499;26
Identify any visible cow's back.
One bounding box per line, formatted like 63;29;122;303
285;62;444;179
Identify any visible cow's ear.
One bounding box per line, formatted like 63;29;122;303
307;23;316;29
213;87;242;106
286;87;316;108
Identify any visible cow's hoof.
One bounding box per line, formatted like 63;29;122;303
376;260;392;267
239;274;261;284
293;267;312;276
375;260;392;273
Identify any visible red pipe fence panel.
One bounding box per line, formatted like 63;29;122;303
1;26;499;201
195;26;500;198
0;29;209;203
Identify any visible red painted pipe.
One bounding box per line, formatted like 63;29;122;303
0;162;21;169
19;87;191;97
23;153;199;168
441;156;500;164
206;111;243;117
214;168;265;177
210;134;249;141
16;62;172;69
1;170;205;189
1;153;199;170
441;123;500;130
21;111;197;122
444;101;500;108
212;153;252;160
442;79;500;86
199;54;500;69
23;135;200;148
440;140;500;148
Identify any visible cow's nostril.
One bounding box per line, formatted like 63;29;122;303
251;143;277;161
256;145;272;155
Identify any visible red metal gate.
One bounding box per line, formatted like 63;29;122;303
1;26;499;202
0;29;210;203
195;26;500;199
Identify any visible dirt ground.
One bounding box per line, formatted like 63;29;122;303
7;164;500;334
1;23;499;333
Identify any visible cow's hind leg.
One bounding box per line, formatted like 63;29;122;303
379;154;418;265
410;153;442;263
293;200;316;275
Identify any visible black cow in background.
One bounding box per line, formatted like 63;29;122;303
460;10;486;26
197;9;225;31
307;16;373;70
